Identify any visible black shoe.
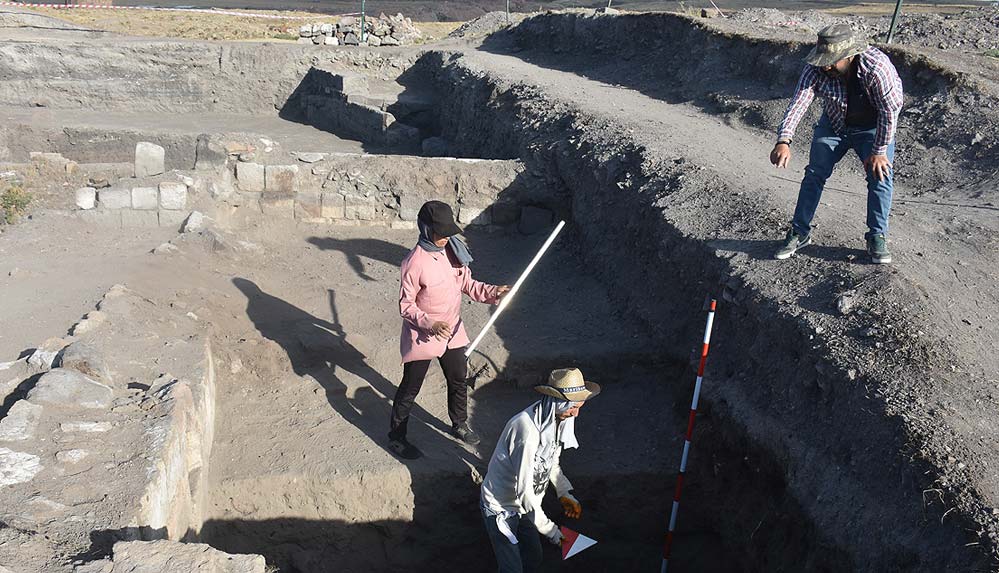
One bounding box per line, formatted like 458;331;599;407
866;233;892;264
775;229;811;260
388;433;422;459
452;423;480;445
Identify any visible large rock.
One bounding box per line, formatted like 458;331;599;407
135;142;165;178
55;342;111;383
0;447;42;486
27;369;113;409
109;540;266;572
0;401;43;441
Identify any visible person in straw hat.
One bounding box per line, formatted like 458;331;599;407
480;368;600;572
770;23;903;264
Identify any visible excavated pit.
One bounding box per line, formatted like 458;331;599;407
4;9;997;572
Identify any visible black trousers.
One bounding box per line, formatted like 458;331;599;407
390;346;468;437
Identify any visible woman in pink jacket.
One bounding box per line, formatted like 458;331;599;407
389;201;509;460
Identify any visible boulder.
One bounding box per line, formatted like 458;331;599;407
367;34;382;47
324;36;340;46
0;447;42;486
134;142;165;178
343;32;359;45
381;35;400;46
27;369;113;409
55;342;111;383
109;540;267;573
182;211;205;233
0;401;43;441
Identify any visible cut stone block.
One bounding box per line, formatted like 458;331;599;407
79;210;122;228
321;193;346;219
135;142;165;178
490;202;520;226
236;162;265;192
0;401;43;441
60;421;111;433
75;187;96;210
0;447;42;486
122;209;160;228
159;210;190;231
398;194;424;222
131;187;159;210
345;195;377;221
98;188;131;210
260;195;295;218
159;181;188;210
27;369;113;409
265;165;299;194
194;134;227;171
459;205;491;226
295;192;322;219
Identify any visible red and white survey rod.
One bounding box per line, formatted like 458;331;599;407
661;298;718;573
465;220;566;358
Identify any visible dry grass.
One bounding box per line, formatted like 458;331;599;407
824;2;980;16
27;7;464;42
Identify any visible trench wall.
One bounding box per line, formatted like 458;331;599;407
494;11;999;191
415;41;990;571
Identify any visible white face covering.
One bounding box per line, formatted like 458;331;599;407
532;396;580;455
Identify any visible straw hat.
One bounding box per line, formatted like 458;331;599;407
805;24;869;68
534;368;601;402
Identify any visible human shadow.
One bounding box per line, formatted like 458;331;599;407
306;236;411;282
232;278;451;458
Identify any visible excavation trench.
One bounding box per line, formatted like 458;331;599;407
4;12;991;571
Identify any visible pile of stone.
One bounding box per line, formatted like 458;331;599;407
297;13;422;47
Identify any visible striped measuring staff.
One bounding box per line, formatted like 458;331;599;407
661;298;717;573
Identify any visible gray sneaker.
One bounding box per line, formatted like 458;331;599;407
867;234;892;264
452;423;481;445
775;230;811;260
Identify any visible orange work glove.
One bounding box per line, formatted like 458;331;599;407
559;494;582;519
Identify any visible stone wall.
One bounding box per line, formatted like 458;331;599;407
0;285;218;571
293;66;421;150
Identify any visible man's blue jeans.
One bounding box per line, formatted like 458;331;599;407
791;115;895;239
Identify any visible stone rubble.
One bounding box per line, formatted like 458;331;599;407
295;12;422;48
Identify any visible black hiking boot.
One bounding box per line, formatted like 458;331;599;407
388;432;422;460
452;423;481;445
867;234;892;264
775;229;811;260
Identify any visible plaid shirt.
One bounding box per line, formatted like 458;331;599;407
777;47;903;156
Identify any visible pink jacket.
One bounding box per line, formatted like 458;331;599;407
399;245;499;363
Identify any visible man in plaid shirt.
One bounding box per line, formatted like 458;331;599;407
770;24;903;264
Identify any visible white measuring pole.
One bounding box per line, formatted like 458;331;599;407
465;220;566;358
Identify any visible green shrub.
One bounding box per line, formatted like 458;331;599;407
985;49;999;59
1;186;32;224
271;32;298;41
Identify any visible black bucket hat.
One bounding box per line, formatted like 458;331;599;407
418;200;462;238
